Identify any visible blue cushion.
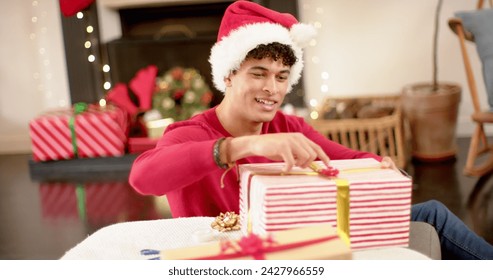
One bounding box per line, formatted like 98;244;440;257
456;9;493;110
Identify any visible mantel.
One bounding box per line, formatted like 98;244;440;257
99;0;232;10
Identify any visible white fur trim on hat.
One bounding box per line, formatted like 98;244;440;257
209;22;316;93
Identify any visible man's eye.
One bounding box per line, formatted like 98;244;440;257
277;76;288;81
252;73;264;77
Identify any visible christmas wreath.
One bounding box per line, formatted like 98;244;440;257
153;67;213;121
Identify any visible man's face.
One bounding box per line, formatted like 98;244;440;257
225;57;290;124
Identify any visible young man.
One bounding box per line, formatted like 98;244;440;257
130;0;493;259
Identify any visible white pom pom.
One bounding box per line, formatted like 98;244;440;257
290;23;317;48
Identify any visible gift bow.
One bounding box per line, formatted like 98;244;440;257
193;233;339;260
105;65;158;118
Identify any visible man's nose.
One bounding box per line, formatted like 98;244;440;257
263;76;278;95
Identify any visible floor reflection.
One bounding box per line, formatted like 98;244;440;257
38;180;161;227
467;173;493;242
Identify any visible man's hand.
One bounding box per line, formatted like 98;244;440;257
231;133;330;172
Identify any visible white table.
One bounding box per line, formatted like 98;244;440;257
61;217;430;260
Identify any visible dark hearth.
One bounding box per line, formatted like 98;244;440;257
106;2;230;107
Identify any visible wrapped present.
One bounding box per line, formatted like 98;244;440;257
29;103;128;162
160;224;351;260
145;118;174;139
238;158;412;251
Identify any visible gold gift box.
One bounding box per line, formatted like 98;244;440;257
161;224;352;260
145;118;174;139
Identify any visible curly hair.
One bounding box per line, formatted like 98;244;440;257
244;42;297;67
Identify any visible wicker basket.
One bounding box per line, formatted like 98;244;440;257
309;95;407;169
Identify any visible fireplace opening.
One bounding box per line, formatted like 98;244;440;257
106;2;230;107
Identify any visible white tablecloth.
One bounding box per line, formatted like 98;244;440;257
61;217;430;260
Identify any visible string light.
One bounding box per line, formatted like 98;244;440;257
77;9;112;94
321;72;330;80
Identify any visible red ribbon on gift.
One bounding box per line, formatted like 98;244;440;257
192;233;339;260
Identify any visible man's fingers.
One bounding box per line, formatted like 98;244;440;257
306;139;330;167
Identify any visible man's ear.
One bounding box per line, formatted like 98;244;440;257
224;76;232;87
224;69;237;87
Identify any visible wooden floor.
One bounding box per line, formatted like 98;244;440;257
1;137;493;259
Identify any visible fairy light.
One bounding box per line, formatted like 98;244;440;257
321;72;330;80
302;4;331;109
31;0;54;107
310;111;319;120
80;9;112;94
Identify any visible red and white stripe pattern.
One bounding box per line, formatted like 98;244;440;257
29;104;128;162
239;158;412;251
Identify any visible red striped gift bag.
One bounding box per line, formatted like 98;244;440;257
238;158;412;251
29;104;128;162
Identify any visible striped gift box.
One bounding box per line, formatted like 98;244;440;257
29;104;128;162
238;158;412;251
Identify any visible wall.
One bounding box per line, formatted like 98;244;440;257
300;0;486;136
0;0;487;154
0;1;69;154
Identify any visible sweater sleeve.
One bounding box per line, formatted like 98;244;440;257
128;122;222;196
298;117;383;161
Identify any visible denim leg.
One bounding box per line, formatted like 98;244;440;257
411;200;493;260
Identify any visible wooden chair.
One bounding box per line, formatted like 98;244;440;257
448;0;493;177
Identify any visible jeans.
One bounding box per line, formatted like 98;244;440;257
412;200;493;260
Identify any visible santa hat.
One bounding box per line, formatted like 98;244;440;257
209;0;316;93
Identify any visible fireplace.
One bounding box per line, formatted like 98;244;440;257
61;0;305;107
105;2;231;107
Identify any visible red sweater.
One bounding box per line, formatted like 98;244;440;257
129;107;381;218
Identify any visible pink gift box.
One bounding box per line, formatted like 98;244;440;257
29;104;128;162
238;158;412;251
